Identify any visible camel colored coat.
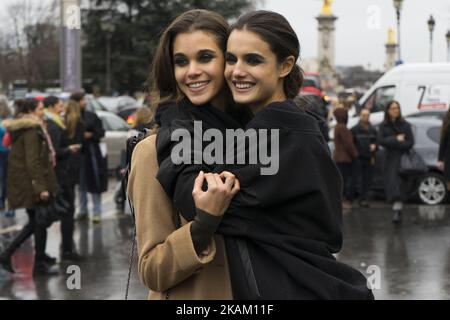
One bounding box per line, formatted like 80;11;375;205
127;134;233;300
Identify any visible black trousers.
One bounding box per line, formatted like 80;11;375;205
352;158;374;201
3;208;47;261
60;183;76;253
336;162;354;201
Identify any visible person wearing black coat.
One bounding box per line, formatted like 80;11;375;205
438;109;450;190
350;108;378;207
156;11;373;299
70;92;106;223
378;101;414;224
44;96;83;261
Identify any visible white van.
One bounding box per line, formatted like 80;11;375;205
355;63;450;125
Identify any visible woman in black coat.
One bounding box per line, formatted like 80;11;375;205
157;10;373;299
378;100;414;224
438;109;450;190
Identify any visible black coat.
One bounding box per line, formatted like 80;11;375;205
351;122;378;160
438;127;450;181
378;119;414;203
156;100;372;300
81;109;107;193
46;117;71;187
66;120;85;185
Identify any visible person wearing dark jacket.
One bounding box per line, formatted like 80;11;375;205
378;100;414;224
44;96;83;261
156;11;373;299
0;99;59;275
438;109;450;190
350;108;378;207
333;107;358;209
70;92;106;223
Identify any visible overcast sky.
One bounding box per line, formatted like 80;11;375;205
261;0;450;70
1;0;450;70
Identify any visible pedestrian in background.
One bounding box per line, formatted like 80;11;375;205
333;107;358;209
0;99;59;275
0;96;15;217
438;108;450;191
351;108;378;207
44;96;83;261
378;100;414;224
70;92;107;223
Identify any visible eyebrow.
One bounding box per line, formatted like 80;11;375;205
244;53;265;61
226;51;266;61
197;49;216;55
173;49;217;58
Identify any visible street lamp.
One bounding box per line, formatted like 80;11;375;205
446;30;450;62
393;0;403;63
427;15;435;63
100;20;115;95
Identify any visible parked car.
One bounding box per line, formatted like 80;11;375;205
97;96;138;112
329;115;448;205
96;110;130;171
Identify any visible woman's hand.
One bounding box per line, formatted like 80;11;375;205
192;171;240;217
396;134;405;143
438;161;444;171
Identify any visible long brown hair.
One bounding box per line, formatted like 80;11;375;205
149;9;229;110
65;99;81;139
229;10;304;99
383;100;404;124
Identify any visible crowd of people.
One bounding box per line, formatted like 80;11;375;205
332;100;420;224
0;92;107;276
1;8;449;300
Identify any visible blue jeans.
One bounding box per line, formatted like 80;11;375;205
78;156;102;217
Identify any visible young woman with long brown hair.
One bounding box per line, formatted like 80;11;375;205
128;9;243;299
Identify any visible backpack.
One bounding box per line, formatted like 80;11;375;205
124;128;150;300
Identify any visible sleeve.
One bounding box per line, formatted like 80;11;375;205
378;124;402;150
128;135;217;292
47;123;71;160
24;130;48;195
191;209;223;255
91;113;105;142
399;122;414;151
343;129;358;159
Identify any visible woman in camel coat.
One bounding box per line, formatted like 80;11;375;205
128;134;233;300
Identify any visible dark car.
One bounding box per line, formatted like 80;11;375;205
329;116;448;205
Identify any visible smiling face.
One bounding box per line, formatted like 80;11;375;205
225;29;290;114
173;31;225;107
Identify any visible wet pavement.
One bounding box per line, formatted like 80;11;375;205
1;179;450;300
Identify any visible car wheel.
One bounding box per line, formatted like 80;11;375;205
416;173;448;205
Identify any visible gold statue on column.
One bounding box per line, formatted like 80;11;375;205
321;0;333;16
387;27;396;45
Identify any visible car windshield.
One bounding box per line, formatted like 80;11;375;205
100;113;129;131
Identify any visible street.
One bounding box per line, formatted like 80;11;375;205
1;177;450;300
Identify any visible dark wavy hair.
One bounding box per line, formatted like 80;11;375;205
229;10;304;99
14;98;40;117
149;9;229;109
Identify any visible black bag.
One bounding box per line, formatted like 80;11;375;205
35;194;70;227
398;149;427;176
